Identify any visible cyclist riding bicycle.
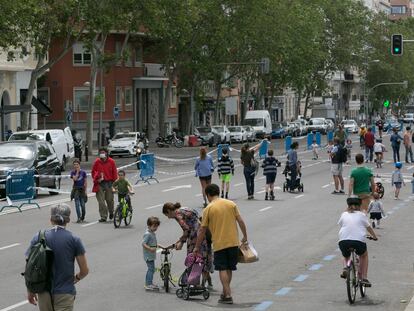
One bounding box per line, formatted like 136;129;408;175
338;197;378;287
112;170;134;209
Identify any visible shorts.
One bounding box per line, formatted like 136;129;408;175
265;173;276;184
338;240;367;258
213;246;238;271
331;163;343;176
199;175;212;182
370;212;382;220
220;174;232;183
357;193;371;201
394;182;402;189
375;152;383;156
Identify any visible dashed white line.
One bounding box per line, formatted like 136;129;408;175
145;204;163;210
0;300;29;311
322;184;330;188
234;183;244;187
0;243;20;251
195;194;202;197
81;221;99;228
294;194;304;199
256;190;266;194
259;206;273;212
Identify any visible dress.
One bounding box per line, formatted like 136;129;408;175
174;208;212;272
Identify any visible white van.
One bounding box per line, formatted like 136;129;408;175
9;127;74;171
243;110;272;138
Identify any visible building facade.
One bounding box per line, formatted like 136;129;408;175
389;0;414;20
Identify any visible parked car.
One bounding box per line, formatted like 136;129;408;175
244;110;272;138
341;120;358;133
402;113;414;123
8;127;74;171
292;121;307;136
384;116;401;131
108;132;140;157
211;126;231;144
0;141;61;198
243;126;256;142
287;122;301;137
194;127;214;147
325;119;335;132
228;126;248;143
271;122;286;139
307;118;328;134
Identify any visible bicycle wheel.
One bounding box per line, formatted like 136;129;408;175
163;265;170;293
124;208;133;226
113;208;122;228
346;263;357;304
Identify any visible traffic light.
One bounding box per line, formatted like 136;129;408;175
383;100;390;108
391;34;403;56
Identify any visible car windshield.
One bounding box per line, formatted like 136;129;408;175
342;121;354;125
272;123;282;129
243;126;251;131
228;127;242;132
212;127;224;133
310;119;324;125
244;118;263;126
196;127;211;134
0;145;34;160
9;133;45;141
112;133;136;140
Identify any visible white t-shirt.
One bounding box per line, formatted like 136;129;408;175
338;211;369;242
374;142;385;153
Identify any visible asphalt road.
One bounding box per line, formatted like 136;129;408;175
1;134;414;311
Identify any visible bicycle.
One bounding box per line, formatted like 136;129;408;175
159;244;176;293
113;192;134;228
344;236;376;304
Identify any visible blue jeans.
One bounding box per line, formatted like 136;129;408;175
392;145;400;163
146;260;155;286
243;167;255;196
74;196;86;220
365;146;374;162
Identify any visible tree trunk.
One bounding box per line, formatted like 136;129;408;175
295;90;301;120
242;77;251;123
303;92;311;119
23;60;43;130
214;80;221;125
86;63;98;155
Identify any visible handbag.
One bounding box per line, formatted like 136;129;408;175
237;242;259;263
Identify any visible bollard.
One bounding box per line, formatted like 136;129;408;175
371;124;376;134
85;144;89;162
315;132;321;146
327;131;334;144
285;136;292;153
217;144;229;159
259;140;269;159
307;133;313;150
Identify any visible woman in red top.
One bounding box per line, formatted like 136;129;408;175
91;148;118;222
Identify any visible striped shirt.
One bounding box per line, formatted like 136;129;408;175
218;155;234;175
262;156;278;175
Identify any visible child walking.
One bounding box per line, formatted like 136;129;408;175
112;170;134;209
142;217;161;291
217;148;234;199
311;140;319;160
392;162;405;200
326;141;334;160
261;149;279;200
345;139;353;164
70;159;88;223
367;192;386;228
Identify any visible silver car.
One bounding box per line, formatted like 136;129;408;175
211;126;231;144
243;126;256;142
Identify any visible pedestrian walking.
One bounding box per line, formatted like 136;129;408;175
359;126;367;149
390;127;403;163
326;140;334;160
162;202;213;288
334;125;346;146
240;143;260;199
194;184;248;305
403;127;414;163
348;153;376;213
70;159;87;223
345;138;353;164
194;147;215;207
311;140;319;160
392;162;405;200
330;138;346;194
287;142;299;192
364;127;375;163
25;204;89;311
142;217;161;291
217;148;234;199
261;149;279;200
91;148;118;222
367;192;386;228
376;117;384;138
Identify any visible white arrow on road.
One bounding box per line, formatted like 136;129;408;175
162;185;192;192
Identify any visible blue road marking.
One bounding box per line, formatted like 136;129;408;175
309;264;323;271
294;274;309;282
323;255;336;261
275;287;292;296
254;301;273;311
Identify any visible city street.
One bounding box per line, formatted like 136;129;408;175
1;135;414;311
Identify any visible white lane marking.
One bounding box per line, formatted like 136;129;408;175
0;243;20;251
259;206;273;212
81;221;99;228
407;165;414;170
162;184;192;192
322;184;330;188
0;300;29;311
256;190;266;194
294;194;304;199
234;183;244;187
195;194;202;197
145;204;163;210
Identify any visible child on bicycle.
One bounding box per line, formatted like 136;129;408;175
112;170;134;209
367;192;386;228
142;216;161;291
217;147;234;199
338;197;377;287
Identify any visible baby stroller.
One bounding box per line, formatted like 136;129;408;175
374;181;384;199
176;253;210;301
282;161;304;192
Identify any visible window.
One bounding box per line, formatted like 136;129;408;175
37;88;50;106
124;87;132;111
73;43;91;65
74;87;105;112
134;44;143;66
391;5;407;14
116;87;122;111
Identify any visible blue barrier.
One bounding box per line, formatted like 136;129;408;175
307;133;313;150
371;124;376;134
315;132;321;146
136;153;159;185
259;140;269;159
327;131;334;143
285;136;292;153
0;169;39;213
217;144;230;159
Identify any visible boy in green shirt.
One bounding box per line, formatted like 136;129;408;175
112;170;134;209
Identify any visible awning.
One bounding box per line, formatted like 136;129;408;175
31;96;52;116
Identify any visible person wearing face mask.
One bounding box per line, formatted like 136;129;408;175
91;148;118;222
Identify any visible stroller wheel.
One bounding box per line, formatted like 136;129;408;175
283;184;286;192
176;288;183;299
182;288;190;300
301;184;304;192
203;290;210;300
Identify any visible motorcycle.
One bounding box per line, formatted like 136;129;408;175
136;134;149;170
156;131;184;148
74;134;83;161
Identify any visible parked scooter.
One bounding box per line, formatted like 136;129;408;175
156;131;184;148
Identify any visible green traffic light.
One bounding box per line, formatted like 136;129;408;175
394;48;400;52
383;100;390;107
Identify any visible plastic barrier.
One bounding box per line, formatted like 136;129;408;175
259;140;269;159
307;133;313;150
371;124;376;134
327;131;334;143
136;153;159;185
0;169;39;212
217;144;230;159
285;136;292;153
188;135;199;147
315;132;321;146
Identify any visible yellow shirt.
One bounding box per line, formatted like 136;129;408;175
201;198;240;252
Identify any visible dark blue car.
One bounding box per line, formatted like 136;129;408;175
272;123;285;138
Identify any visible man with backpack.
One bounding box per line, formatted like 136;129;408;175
25;204;89;311
331;137;347;194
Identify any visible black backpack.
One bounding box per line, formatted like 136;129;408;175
333;145;347;163
24;231;54;293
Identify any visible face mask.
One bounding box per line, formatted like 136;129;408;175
99;153;106;159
